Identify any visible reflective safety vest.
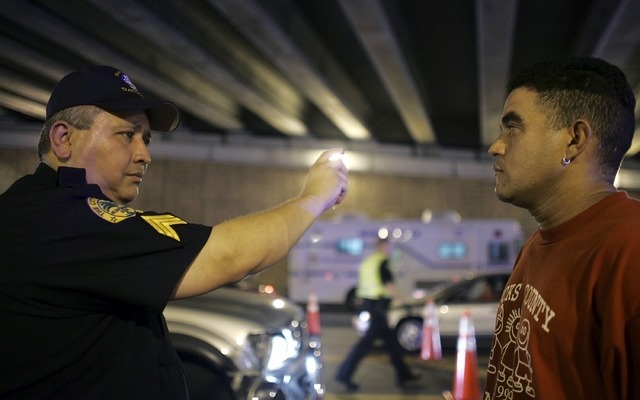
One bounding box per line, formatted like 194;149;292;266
356;252;390;300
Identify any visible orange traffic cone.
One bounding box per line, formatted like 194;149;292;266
306;291;321;336
420;298;442;361
443;310;481;400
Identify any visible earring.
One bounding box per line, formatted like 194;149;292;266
561;156;571;166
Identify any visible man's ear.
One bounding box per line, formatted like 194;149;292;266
49;121;73;161
566;119;592;159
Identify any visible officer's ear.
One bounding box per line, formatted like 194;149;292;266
49;121;73;161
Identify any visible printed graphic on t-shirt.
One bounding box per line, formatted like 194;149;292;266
485;283;556;399
87;197;139;223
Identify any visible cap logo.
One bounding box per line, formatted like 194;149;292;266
114;70;142;96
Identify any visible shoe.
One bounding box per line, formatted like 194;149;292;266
335;376;360;392
396;372;421;387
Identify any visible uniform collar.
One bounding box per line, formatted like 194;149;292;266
57;166;87;187
36;163;87;187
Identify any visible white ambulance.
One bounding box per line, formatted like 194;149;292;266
288;212;524;308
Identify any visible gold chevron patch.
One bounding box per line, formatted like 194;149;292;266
141;215;187;241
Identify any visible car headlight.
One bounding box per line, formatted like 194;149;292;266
266;327;301;371
245;324;302;373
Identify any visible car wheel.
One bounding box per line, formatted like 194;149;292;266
181;358;234;400
395;317;423;353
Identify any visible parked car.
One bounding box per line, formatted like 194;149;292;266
353;273;511;353
164;285;324;400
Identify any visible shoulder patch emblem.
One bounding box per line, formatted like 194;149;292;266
87;198;139;223
141;215;187;241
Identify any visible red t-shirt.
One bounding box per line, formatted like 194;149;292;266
484;192;640;399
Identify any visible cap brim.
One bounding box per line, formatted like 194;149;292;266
98;98;180;132
146;102;180;132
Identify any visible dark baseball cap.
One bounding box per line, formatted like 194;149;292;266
46;65;180;132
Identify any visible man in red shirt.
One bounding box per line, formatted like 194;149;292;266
485;57;640;399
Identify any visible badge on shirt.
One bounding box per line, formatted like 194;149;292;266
88;198;139;223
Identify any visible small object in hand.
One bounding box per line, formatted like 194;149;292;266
329;152;344;162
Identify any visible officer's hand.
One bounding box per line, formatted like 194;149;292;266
300;148;348;214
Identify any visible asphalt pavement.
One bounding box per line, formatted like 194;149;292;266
317;311;490;400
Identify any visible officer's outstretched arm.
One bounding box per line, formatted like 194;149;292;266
171;149;347;300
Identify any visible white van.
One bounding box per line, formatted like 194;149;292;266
288;214;523;308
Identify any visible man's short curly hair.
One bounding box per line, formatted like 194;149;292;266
507;57;636;181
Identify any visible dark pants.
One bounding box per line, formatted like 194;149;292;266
336;299;412;383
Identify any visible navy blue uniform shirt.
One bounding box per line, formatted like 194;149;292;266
0;163;211;399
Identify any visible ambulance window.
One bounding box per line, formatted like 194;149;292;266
488;241;509;264
336;238;364;255
438;241;467;260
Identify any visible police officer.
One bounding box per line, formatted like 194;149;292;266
335;237;419;391
0;65;347;399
